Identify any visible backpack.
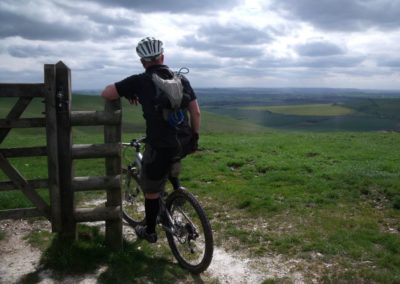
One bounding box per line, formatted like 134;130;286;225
151;72;187;128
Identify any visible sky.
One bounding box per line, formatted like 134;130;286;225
1;0;400;90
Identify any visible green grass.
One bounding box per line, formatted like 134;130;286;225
242;103;354;116
1;93;400;282
180;132;400;282
11;130;399;282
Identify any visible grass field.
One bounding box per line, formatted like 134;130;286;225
242;103;354;116
205;96;400;132
1;94;400;282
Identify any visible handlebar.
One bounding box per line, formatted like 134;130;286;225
122;136;146;148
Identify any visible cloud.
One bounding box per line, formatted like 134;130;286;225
198;24;273;45
0;3;137;42
295;41;345;57
0;0;399;90
253;52;364;69
85;0;242;14
271;0;400;31
7;45;58;58
378;58;400;68
0;9;88;41
54;1;138;26
180;36;264;58
179;23;272;59
298;55;365;68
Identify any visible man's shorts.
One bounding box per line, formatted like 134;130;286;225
140;144;181;193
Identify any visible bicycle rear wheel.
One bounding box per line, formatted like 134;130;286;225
165;189;213;274
121;165;146;226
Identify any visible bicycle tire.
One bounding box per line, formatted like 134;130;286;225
121;165;146;227
165;189;214;274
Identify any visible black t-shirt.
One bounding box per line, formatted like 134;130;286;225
115;65;197;148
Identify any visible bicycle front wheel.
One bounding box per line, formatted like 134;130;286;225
165;189;214;274
121;166;146;226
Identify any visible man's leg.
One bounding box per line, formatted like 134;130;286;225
143;192;160;235
135;145;169;243
169;161;181;189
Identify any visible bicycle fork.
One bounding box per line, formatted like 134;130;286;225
159;197;200;253
158;198;175;234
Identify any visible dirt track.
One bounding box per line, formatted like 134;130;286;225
0;219;309;284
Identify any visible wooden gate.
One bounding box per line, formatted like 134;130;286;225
0;64;60;231
0;62;122;249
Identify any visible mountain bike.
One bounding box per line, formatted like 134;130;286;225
121;137;214;274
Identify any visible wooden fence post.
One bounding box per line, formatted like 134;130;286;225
55;61;76;239
44;64;62;232
104;99;122;250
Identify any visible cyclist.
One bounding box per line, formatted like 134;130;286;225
101;37;201;243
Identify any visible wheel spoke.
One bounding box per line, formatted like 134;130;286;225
121;167;145;225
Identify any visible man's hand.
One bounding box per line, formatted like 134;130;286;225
129;96;139;105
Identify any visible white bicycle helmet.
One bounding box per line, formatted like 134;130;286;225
136;37;164;61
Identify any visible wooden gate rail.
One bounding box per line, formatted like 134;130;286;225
0;146;48;157
74;206;121;222
72;143;120;159
72;176;120;192
0;84;46;97
0;118;47;128
71;110;121;126
0;179;48;191
0;208;43;219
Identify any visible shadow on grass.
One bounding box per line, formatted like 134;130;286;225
20;225;195;284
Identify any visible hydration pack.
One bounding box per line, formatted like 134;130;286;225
151;72;187;127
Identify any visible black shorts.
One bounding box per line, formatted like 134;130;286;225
140;144;181;193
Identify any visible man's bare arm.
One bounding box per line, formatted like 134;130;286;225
101;84;119;101
187;99;201;134
101;84;139;105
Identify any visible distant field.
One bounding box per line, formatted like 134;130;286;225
205;97;400;132
242;103;354;116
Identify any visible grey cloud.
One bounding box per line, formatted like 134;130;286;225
378;58;400;68
168;58;220;71
0;10;87;41
299;55;365;68
180;35;264;58
0;8;136;41
254;57;294;68
179;23;272;59
254;54;364;69
226;66;273;77
199;24;273;45
7;45;58;58
54;1;137;26
295;41;345;57
86;0;242;14
271;0;400;31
